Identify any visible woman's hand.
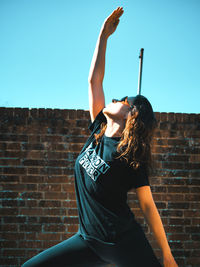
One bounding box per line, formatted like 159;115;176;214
163;253;178;267
101;7;124;38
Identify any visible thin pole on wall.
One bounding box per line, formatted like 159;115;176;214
137;48;144;95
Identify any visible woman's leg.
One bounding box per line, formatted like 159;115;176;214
113;224;163;267
83;222;163;267
22;233;109;267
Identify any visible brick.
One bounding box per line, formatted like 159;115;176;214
0;134;28;142
39;216;62;223
62;184;75;192
38;200;61;207
169;218;191;225
184;210;200;217
167;186;189;193
22;159;46;166
191;235;200;241
43;208;66;216
67;209;79;216
189;171;200;178
3;216;26;223
1;232;25;240
162;178;185;185
21;175;45;183
2;183;26;191
185;194;200;201
37;233;61;241
0;158;21;166
40;167;63;175
192;218;200;225
68;110;77;119
43;224;66;232
161;210;183;217
63;136;88;144
21;143;45;151
0;208;18;216
19;224;42;232
191;250;200;257
2;199;25;207
156;169;189;178
167;233;190;241
48;160;72;167
40;135;63;143
63;168;74;175
189;154;200;163
19;208;43;216
186;257;200;265
62;200;77;208
0;224;18;231
44;175;69;183
28;135;41;143
25;232;38;240
42;240;59;248
26;184;38;191
168;202;189;209
38;184;61;192
64;216;79;224
0;257;18;265
19;240;42;248
184;241;200;250
160;112;168;122
44;192;68;200
67;224;79;233
0;175;19;182
151;186;167;193
0;240;17;248
68;192;77;200
1;142;21;153
26;216;38;223
3;167;27;175
19;192;42;199
173;250;190;257
185;226;200;233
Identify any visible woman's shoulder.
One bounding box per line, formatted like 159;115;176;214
88;109;107;133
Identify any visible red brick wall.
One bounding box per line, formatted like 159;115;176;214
0;107;200;267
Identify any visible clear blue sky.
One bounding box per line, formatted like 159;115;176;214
0;0;200;113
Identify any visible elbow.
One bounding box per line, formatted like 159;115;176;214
88;77;94;84
140;200;156;216
88;75;103;85
88;79;103;85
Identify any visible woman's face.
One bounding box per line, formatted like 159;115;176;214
103;99;131;121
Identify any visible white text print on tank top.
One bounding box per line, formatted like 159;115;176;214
79;143;110;181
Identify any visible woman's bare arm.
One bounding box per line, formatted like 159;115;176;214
88;7;124;122
136;186;178;267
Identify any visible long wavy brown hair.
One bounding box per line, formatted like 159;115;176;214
94;95;157;175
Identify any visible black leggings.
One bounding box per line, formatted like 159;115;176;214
22;223;163;267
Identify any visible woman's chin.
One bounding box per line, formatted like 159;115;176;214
103;107;111;116
103;106;110;114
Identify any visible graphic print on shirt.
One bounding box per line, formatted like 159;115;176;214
79;143;110;181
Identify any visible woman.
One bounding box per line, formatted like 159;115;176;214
22;7;178;267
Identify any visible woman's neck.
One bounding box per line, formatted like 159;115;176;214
104;119;125;137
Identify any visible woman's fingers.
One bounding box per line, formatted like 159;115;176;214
114;7;124;16
111;6;124;18
107;8;123;25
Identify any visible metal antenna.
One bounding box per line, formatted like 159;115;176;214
137;48;144;95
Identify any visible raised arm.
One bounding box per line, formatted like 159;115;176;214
88;7;124;122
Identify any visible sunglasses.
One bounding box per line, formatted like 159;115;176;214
112;96;134;109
